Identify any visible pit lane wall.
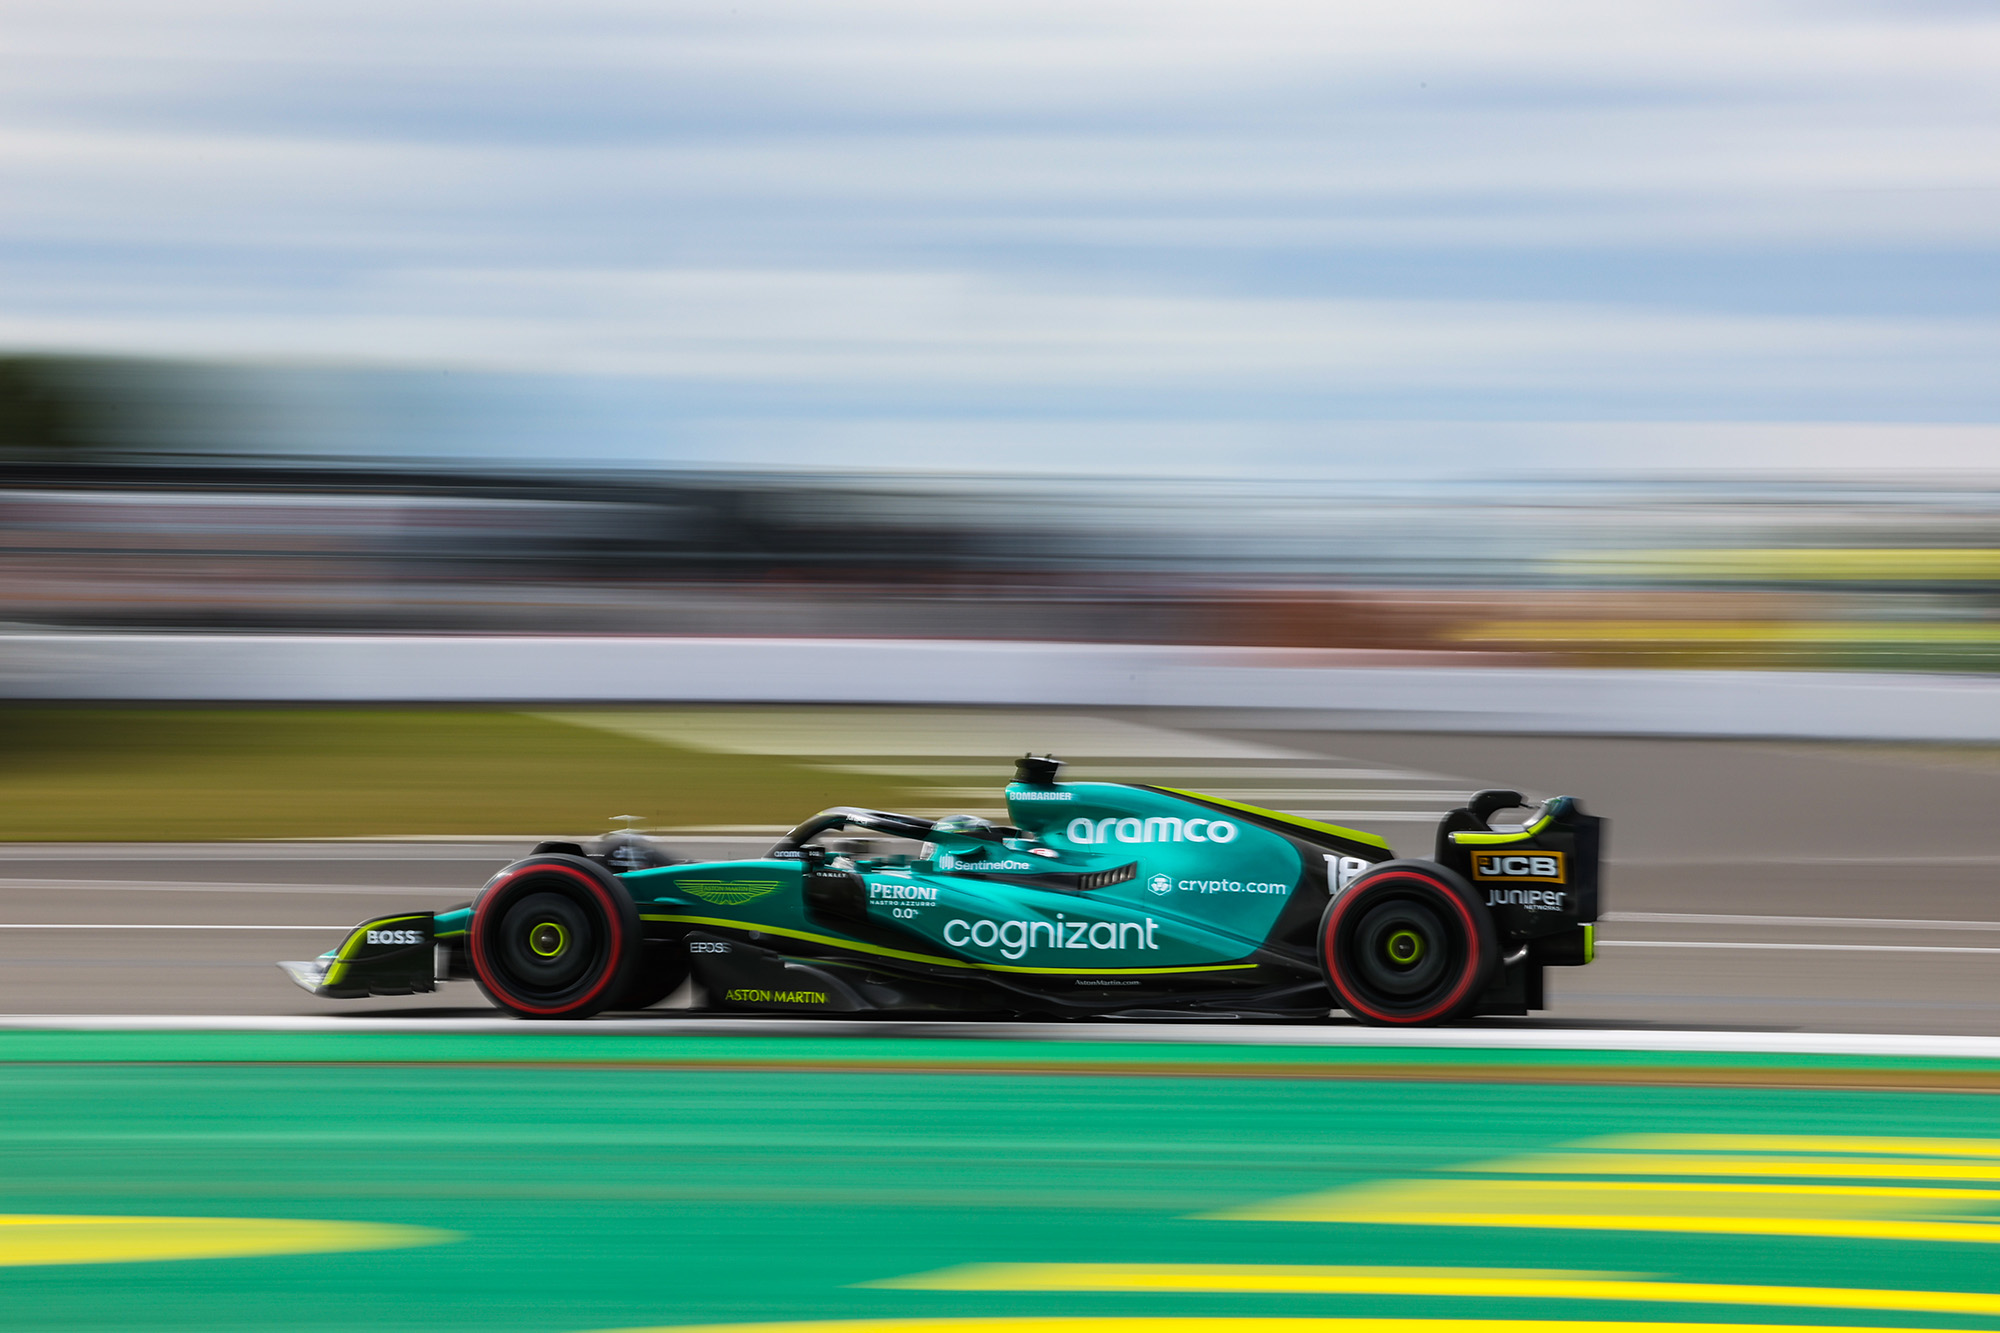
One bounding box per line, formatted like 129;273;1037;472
6;632;2000;741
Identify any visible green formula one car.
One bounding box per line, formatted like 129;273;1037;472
280;755;1602;1026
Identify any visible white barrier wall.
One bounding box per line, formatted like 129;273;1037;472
3;632;1999;740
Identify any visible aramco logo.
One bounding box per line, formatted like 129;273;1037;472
1067;816;1238;845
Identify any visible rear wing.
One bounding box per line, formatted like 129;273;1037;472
1435;791;1602;959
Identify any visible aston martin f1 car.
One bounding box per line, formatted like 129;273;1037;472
281;756;1601;1026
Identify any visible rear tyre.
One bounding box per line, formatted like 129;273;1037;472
471;855;640;1019
1320;859;1495;1026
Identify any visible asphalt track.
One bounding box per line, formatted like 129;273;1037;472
5;728;2000;1032
10;726;2000;1332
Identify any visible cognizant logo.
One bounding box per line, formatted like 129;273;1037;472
1066;816;1236;845
944;915;1160;960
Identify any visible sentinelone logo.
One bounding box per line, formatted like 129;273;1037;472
1066;816;1236;845
937;855;1037;872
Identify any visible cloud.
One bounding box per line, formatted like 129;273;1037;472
0;0;1995;468
3;265;1990;406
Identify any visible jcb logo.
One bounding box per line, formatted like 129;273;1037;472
1470;851;1566;883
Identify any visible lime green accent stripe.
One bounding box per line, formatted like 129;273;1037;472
638;914;1257;976
1451;813;1556;845
324;915;428;988
1583;922;1595;964
1154;788;1392;851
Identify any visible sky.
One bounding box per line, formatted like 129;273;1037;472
2;0;1998;475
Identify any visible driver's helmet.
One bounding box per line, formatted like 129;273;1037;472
929;815;996;839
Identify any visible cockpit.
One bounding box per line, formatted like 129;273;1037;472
767;806;1059;873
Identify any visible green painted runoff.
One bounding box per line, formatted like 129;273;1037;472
5;1038;2000;1333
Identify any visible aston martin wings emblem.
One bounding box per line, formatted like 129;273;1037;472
679;880;782;906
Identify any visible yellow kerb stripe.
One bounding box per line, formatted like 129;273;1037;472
589;1318;2000;1333
1205;1135;2000;1248
1592;1134;2000;1158
1476;1154;2000;1183
1296;1214;2000;1244
1231;1177;2000;1205
0;1214;450;1267
866;1263;2000;1319
1208;1177;2000;1243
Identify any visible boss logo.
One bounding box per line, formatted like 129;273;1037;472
364;928;424;945
688;941;730;954
1470;852;1566;883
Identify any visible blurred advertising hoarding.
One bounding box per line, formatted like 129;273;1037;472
2;355;1998;670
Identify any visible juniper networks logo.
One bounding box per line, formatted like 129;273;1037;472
1147;874;1173;896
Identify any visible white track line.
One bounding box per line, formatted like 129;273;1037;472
3;1013;2000;1060
0;853;509;863
1605;911;2000;931
1;848;1993;865
0;879;449;895
6;921;1991;950
1602;939;2000;955
0;839;774;863
1614;854;2000;867
0;923;349;930
1291;811;1449;822
834;765;1437;781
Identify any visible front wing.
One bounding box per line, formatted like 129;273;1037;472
280;913;439;998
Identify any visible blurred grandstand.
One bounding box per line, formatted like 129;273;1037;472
3;354;1998;671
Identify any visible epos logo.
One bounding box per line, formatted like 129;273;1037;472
1470;851;1566;883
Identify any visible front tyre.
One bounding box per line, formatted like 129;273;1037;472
1321;859;1496;1026
471;855;641;1019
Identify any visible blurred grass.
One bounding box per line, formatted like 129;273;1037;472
0;706;924;840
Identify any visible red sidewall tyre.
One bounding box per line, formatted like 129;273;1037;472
1320;860;1496;1026
470;856;641;1019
